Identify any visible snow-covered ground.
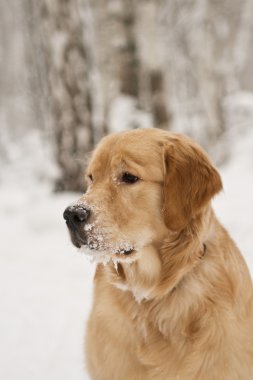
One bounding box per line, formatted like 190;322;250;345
0;186;94;380
0;128;253;380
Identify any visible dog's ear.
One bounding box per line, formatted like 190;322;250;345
163;135;222;230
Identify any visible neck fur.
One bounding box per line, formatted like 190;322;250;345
106;206;214;303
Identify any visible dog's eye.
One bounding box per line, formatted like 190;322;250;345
121;172;139;184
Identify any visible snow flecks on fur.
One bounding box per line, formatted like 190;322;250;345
80;247;111;266
79;228;152;266
84;223;93;232
81;224;153;266
79;242;136;266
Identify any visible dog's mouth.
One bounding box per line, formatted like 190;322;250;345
115;248;134;255
69;230;135;256
85;243;135;256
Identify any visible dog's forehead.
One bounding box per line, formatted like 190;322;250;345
88;131;164;177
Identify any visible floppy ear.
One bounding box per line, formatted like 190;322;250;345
163;135;222;231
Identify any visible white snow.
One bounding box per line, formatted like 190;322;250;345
0;127;253;380
0;186;94;380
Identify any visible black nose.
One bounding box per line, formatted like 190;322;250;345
63;205;90;230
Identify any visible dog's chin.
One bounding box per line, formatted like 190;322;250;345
77;243;137;265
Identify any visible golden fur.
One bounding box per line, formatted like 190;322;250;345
69;128;253;379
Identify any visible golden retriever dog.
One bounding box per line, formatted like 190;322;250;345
63;128;253;380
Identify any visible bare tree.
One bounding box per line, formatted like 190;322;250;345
23;0;51;134
42;0;94;191
0;0;45;163
136;0;170;128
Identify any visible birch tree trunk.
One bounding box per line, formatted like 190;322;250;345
136;0;170;128
23;0;51;133
42;0;94;191
161;0;227;149
108;0;139;97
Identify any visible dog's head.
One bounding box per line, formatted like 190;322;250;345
63;129;222;264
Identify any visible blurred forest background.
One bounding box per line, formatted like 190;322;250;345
1;0;253;192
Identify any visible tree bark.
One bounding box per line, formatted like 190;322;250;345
42;0;94;191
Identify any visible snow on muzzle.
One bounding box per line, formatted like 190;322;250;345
63;203;134;255
83;222;135;255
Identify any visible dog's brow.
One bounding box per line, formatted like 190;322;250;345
123;155;147;166
121;157;149;173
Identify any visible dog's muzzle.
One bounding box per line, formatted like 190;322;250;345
63;204;135;255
